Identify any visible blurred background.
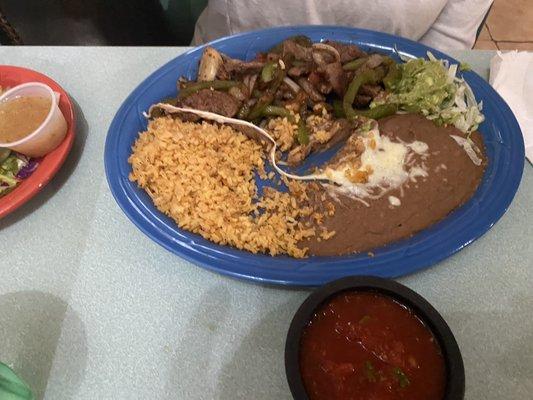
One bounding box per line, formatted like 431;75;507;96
0;0;531;49
0;0;207;45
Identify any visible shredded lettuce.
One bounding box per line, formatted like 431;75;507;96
0;149;28;197
374;52;484;134
459;62;472;72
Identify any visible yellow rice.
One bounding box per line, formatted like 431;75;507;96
128;116;322;258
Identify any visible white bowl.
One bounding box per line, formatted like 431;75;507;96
0;82;67;157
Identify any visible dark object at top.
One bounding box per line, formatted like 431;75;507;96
0;5;22;44
0;0;207;45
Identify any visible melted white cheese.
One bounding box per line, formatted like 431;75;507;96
324;168;370;198
407;140;429;155
388;196;401;206
362;135;410;188
409;166;429;182
324;126;429;203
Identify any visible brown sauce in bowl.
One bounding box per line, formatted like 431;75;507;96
0;96;51;143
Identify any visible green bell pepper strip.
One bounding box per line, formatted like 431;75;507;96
236;104;250;119
342;57;368;71
246;67;286;121
343;69;379;120
261;105;295;121
332;99;345;118
337;94;396;120
261;62;278;83
246;93;274;121
382;58;402;90
178;80;239;98
296;119;309;145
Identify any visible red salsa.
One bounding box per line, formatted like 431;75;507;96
299;291;446;400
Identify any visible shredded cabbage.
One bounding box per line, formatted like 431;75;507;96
375;51;484;134
0;149;28;197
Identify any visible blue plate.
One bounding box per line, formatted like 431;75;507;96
105;26;524;286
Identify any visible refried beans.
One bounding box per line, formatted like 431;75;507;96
302;113;486;256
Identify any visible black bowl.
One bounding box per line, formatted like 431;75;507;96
285;276;465;400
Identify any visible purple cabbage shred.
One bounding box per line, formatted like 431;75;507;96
16;157;40;179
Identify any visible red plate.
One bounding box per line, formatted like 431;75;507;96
0;65;75;218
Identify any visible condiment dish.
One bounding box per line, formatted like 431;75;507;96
285;276;465;400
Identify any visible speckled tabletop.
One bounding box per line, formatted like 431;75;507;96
0;48;531;400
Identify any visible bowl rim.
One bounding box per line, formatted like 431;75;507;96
285;276;465;400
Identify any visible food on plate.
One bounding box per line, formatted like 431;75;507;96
129;36;487;258
299;291;446;400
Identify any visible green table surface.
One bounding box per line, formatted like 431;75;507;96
0;47;531;400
